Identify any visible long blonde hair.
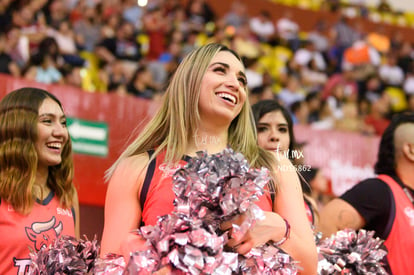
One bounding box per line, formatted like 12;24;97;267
106;43;277;191
0;88;75;214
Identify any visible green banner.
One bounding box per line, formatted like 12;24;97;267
67;117;108;157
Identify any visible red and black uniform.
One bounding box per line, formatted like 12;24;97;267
341;174;414;274
0;192;75;275
140;150;273;226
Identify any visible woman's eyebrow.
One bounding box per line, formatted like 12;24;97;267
210;62;247;80
258;122;288;127
39;113;66;119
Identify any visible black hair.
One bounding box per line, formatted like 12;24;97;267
374;112;414;175
305;91;319;103
290;100;304;114
299;168;319;195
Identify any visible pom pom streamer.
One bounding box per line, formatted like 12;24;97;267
94;253;126;274
29;235;99;274
99;147;299;274
317;228;389;275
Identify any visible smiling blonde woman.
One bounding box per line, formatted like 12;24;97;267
101;43;317;274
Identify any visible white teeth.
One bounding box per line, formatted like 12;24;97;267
47;143;62;149
216;93;237;104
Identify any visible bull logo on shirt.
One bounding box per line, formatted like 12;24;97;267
25;216;63;251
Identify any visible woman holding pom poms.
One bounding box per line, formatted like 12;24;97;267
0;87;80;274
101;43;317;274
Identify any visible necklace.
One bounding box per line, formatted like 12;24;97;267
403;187;414;206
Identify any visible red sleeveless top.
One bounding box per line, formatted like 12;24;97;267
0;192;75;275
378;174;414;275
140;151;273;226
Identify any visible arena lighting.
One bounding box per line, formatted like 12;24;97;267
137;0;148;7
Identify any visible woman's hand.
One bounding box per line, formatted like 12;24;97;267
221;211;287;255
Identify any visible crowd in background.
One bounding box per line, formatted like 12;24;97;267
1;0;414;137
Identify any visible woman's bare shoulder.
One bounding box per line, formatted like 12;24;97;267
121;153;150;168
108;153;150;189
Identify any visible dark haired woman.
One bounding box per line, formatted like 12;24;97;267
0;87;79;274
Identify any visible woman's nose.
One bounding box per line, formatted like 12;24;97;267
225;75;241;90
270;136;279;142
53;123;66;136
269;130;279;142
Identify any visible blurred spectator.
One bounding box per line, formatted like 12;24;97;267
169;5;191;38
96;20;141;78
278;74;306;108
100;13;121;40
106;60;128;92
364;95;391;136
73;5;101;52
61;64;82;88
0;0;13;33
276;10;300;51
68;0;87;23
142;5;168;61
100;0;123;22
363;73;385;103
403;62;414;95
358;97;371;119
322;68;358;103
307;20;330;55
45;0;69;30
294;40;328;91
329;16;361;71
12;5;49;64
249;85;276;105
293;40;326;72
305;92;322;123
23;51;63;84
310;100;335;130
48;21;77;56
326;81;346;119
379;52;405;87
222;1;248;28
342;40;381;74
397;41;414;74
3;28;27;69
300;58;328;92
244;57;263;90
232;23;261;59
204;25;232;48
122;0;144;30
348;0;369;18
291;100;309;125
125;65;158;100
37;36;84;69
153;39;183;85
0;33;21;77
185;0;215;32
181;30;200;56
390;31;404;53
334;102;372;134
249;10;275;43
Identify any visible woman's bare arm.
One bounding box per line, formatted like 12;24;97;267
100;153;149;257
